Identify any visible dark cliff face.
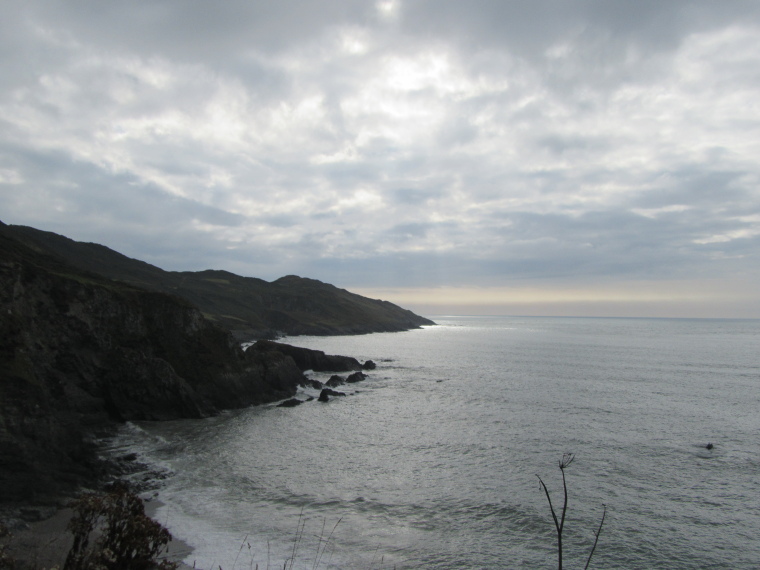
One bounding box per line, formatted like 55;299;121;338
0;225;306;502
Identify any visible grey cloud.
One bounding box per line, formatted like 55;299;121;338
467;207;743;280
2;1;760;315
534;134;611;156
390;188;439;205
436;115;480;148
632;168;760;219
402;1;760;57
291;205;724;288
388;223;429;238
0;143;247;262
23;0;371;60
257;213;301;228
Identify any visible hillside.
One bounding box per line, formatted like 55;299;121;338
0;221;312;500
0;221;380;501
7;224;434;339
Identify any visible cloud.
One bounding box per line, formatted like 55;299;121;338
1;1;760;315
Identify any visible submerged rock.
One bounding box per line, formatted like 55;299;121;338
277;398;304;408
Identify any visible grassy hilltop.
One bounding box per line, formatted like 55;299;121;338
7;224;433;340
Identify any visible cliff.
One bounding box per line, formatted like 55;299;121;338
7;224;434;339
0;221;431;502
0;222;307;502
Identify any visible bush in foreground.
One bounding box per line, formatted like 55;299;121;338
63;483;177;570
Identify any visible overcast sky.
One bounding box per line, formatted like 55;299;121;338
2;1;760;318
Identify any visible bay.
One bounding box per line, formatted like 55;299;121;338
108;316;760;569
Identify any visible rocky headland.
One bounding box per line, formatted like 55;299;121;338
0;221;416;505
8;224;434;339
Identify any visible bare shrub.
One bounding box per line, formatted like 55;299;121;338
63;482;177;570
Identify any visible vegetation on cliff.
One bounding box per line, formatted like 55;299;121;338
7;224;434;339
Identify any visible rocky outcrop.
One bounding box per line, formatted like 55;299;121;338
318;388;346;402
326;375;344;387
346;371;367;383
249;340;363;372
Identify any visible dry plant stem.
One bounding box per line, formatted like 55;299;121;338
538;454;606;570
232;533;249;570
537;453;574;570
369;545;381;569
583;504;607;570
286;507;309;570
537;475;563;570
313;517;342;570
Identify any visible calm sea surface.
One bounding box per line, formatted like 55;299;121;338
107;316;760;569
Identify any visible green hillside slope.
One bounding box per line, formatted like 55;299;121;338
8;224;434;339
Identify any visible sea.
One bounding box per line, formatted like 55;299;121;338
104;316;760;569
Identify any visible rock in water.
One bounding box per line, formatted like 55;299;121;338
326;375;345;387
346;371;367;383
318;388;347;402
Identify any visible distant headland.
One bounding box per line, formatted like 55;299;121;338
4;222;434;340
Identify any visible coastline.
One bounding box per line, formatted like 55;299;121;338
2;497;194;570
145;498;196;570
2;506;74;569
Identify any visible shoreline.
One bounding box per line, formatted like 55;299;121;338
145;497;196;569
2;505;74;569
2;496;195;570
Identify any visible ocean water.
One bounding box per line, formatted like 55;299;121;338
107;316;760;569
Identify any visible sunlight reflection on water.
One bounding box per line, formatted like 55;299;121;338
111;316;760;569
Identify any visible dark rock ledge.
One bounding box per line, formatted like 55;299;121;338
249;340;364;372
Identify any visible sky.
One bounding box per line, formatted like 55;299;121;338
2;1;760;318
